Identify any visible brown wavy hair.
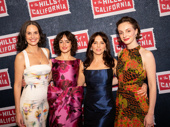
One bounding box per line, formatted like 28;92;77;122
116;16;142;41
84;32;115;69
16;20;46;52
53;31;77;56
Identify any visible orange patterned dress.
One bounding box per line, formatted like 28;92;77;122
114;45;149;127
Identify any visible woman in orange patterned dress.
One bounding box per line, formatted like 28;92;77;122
114;16;156;127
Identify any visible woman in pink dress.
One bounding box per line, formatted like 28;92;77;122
47;31;83;127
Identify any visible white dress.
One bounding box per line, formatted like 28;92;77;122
20;48;51;127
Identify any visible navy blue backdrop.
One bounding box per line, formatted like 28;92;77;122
0;0;170;126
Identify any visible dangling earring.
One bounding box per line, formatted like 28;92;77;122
25;41;27;44
90;48;92;51
104;48;106;51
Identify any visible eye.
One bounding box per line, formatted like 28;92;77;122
59;41;63;43
66;41;70;43
101;41;105;44
26;32;31;35
119;32;123;35
127;30;131;32
93;42;97;44
34;31;39;34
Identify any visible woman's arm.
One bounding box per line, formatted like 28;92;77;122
143;50;157;127
48;59;52;82
77;60;85;86
112;58;118;85
14;53;25;127
45;48;52;82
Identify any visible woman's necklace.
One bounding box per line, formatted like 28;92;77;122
28;48;43;64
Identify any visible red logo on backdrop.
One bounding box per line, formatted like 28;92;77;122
27;0;70;20
72;30;89;53
47;35;56;58
0;106;16;126
48;30;89;58
0;68;12;91
156;71;170;94
0;33;18;58
158;0;170;17
111;28;157;56
91;0;136;19
0;0;8;17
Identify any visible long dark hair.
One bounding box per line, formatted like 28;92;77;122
53;31;77;56
16;21;46;52
84;32;115;69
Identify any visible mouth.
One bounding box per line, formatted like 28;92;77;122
30;39;38;42
123;38;130;41
62;47;67;50
96;49;101;51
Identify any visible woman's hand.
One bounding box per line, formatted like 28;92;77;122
22;79;26;87
16;112;25;127
144;113;154;127
137;83;147;97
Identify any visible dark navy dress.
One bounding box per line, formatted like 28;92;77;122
84;69;115;127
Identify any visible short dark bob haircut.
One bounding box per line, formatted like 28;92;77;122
53;31;77;56
84;32;115;69
16;20;46;52
116;16;142;40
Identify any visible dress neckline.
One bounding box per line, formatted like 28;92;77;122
85;68;112;71
126;45;140;51
54;59;77;61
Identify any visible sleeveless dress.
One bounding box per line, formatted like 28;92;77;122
20;48;51;127
84;69;115;127
114;46;149;127
47;59;83;127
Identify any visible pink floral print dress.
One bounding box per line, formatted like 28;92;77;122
47;59;83;127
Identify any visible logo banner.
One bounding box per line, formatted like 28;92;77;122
27;0;70;20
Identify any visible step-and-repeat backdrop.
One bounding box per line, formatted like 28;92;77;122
0;0;170;126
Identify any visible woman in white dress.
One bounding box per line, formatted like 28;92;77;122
14;21;51;127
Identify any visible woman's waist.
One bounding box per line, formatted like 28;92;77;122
50;84;78;89
21;90;48;101
119;80;144;86
86;88;113;97
86;84;112;91
20;96;48;104
24;80;49;86
118;83;145;92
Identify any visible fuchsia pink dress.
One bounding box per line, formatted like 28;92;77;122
47;59;83;127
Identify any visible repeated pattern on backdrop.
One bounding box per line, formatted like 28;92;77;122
0;0;170;126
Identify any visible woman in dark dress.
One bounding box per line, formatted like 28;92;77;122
78;32;117;127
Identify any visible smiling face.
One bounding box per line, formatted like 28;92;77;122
25;25;40;46
59;35;72;54
117;22;138;46
91;35;106;55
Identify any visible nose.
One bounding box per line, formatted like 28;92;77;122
31;33;35;38
63;41;66;46
97;43;100;47
122;33;126;38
